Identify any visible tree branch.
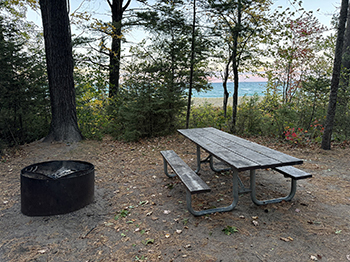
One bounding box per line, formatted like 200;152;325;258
107;0;112;8
123;0;132;12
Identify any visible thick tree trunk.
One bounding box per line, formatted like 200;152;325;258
40;0;83;143
321;0;348;150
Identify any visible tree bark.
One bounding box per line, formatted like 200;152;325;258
231;58;239;133
342;4;350;71
321;0;349;150
230;0;242;133
339;4;350;104
40;0;83;142
186;0;196;129
223;52;232;118
108;0;131;98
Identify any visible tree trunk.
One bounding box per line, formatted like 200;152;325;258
321;0;349;150
223;52;232;118
186;0;196;129
108;0;131;98
342;4;350;73
230;0;242;133
231;60;239;133
338;4;350;105
39;0;83;143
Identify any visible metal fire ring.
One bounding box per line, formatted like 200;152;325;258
20;160;95;216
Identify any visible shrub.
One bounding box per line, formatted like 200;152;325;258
189;102;231;131
235;94;263;135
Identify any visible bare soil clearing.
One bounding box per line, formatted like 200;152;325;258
0;135;349;262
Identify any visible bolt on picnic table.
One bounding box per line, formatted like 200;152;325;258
161;127;312;216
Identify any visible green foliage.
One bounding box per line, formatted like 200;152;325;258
75;69;110;140
189;102;231;132
109;0;213;141
297;76;330;129
114;209;130;220
222;225;238;235
110;56;187;141
3;0;350;148
182;70;350;145
333;75;350;141
261;3;329;104
0;15;50;149
257;90;298;138
235;94;263;135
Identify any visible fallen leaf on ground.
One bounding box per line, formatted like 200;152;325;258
252;220;259;226
280;237;293;242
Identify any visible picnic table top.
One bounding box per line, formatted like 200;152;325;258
178;127;303;172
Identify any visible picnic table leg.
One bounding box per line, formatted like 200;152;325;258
196;145;249;194
186;169;239;216
209;155;231;173
209;155;250;193
195;145;201;173
196;145;231;173
250;170;297;205
162;156;176;178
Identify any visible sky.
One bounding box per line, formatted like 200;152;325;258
27;0;340;30
272;0;339;28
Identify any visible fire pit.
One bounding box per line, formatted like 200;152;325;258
21;160;94;216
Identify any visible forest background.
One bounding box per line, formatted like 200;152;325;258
0;0;349;152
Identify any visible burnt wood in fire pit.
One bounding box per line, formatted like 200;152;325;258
21;160;94;216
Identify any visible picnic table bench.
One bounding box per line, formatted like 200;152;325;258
161;127;312;216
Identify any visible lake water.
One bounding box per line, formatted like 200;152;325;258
192;82;267;98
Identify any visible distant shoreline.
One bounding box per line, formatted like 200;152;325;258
192;97;261;107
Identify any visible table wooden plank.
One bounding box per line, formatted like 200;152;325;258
178;128;303;170
178;129;260;171
205;127;302;165
193;128;280;167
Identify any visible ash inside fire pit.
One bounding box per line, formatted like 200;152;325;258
26;165;77;179
21;160;95;216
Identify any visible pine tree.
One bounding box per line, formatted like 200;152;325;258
0;16;50;148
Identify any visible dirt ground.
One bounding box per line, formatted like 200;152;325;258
0;134;349;262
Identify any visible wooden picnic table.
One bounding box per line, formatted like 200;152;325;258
173;127;311;216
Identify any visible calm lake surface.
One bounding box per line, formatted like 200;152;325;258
192;82;267;98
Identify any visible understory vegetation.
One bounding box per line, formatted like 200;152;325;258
73;82;350;147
